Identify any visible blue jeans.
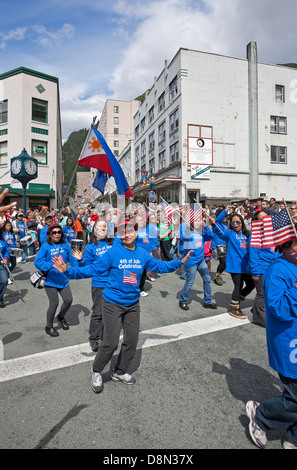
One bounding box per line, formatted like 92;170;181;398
179;259;212;304
0;264;9;302
256;374;297;445
21;244;28;262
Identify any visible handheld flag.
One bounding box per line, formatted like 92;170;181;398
185;203;204;225
262;209;296;248
78;124;134;198
250;220;264;248
161;198;176;229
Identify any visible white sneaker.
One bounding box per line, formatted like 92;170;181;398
246;401;267;448
140;291;148;297
282;438;297;449
147;276;155;282
91;370;103;393
111;372;136;385
7;278;13;285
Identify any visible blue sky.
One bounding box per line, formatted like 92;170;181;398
1;0;297;141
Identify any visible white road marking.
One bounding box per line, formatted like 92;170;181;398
0;309;252;383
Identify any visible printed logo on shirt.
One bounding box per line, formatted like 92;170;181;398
123;270;137;284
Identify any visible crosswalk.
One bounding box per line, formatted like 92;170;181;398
0;308;252;383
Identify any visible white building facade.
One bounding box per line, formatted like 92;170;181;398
132;44;297;205
0;67;63;210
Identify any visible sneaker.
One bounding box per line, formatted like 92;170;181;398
0;302;5;308
214;276;223;286
140;291;148;297
246;401;267;448
7;278;13;285
203;301;217;309
146;276;155;282
111;372;136;385
91;370;104;393
282;438;297;449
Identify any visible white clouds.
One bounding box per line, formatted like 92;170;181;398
32;23;75;48
0;27;27;50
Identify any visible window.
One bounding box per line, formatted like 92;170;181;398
114;128;119;134
141;140;146;158
271;145;287;164
158;92;165;113
170;142;179;163
135;125;139;140
114;140;119;147
270;116;287;134
169;76;178;101
0;100;8;124
32;139;47;164
149;132;155;151
158;121;166;143
32;98;48;123
158;150;166;170
149;158;155;173
275;85;285;103
169;108;179;133
135;146;140;164
140;117;146;133
148;106;154;124
114;150;119;157
114;117;119;124
114;106;119;113
0;141;8;165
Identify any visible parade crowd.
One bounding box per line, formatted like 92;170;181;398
1;188;297;449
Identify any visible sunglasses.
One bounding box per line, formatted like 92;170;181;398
231;221;241;226
51;230;62;235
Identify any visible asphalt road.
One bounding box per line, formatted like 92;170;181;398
0;255;286;451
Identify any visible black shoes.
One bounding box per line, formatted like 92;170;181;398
45;326;59;337
57;314;69;330
179;302;189;311
203;302;218;309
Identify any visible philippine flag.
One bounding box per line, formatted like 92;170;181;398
78;124;134;198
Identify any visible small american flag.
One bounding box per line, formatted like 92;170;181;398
185;203;204;225
123;270;138;284
162;198;176;229
250;220;264;248
262;209;296;248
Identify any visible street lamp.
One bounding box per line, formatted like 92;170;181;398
10;148;38;214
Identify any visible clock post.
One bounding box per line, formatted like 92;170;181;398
10;149;38;214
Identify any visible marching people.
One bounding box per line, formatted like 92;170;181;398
249;210;281;327
0;228;11;308
179;217;217;311
11;212;29;263
62;217;76;246
52;219;193;393
135;214;152;296
146;212;161;282
209;208;255;319
40;213;54;245
2;221;18;283
72;218;114;352
246;237;297;449
212;208;228;286
34;223;79;337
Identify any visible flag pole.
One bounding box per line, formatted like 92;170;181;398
61;117;97;210
283;198;297;239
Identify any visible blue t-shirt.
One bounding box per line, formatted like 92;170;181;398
180;225;213;267
62;225;76;244
80;240;113;287
65;241;181;306
3;232;17;248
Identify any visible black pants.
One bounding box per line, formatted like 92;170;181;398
230;273;255;303
44;285;73;328
216;255;226;274
89;286;104;342
160;239;171;261
93;299;140;375
252;275;266;326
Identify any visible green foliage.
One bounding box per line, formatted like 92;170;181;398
278;63;297;69
62;128;89;194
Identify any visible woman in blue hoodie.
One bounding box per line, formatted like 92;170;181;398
0;229;10;308
209;208;254;319
249;210;281;327
34;223;79;337
72;219;113;351
246;237;297;449
179;218;216;311
53;219;192;393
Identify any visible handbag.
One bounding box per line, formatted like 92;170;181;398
217;244;227;257
30;270;47;289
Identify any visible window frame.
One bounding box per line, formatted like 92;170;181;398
270;115;287;134
32;139;47;165
270;145;287;164
0;100;8;124
0;140;8;166
275;85;285;103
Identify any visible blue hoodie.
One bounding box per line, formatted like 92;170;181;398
135;226;152;253
264;256;297;379
212;210;250;273
0;239;10;261
179;224;213;267
249;246;281;277
34;241;78;288
79;240;113;287
65;241;182;306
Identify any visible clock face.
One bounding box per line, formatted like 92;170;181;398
24;159;37;175
11;159;22;175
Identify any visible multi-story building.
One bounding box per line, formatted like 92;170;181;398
131;43;297;205
89;99;140;202
0;66;63;210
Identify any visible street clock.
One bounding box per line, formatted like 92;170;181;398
10;148;38;184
